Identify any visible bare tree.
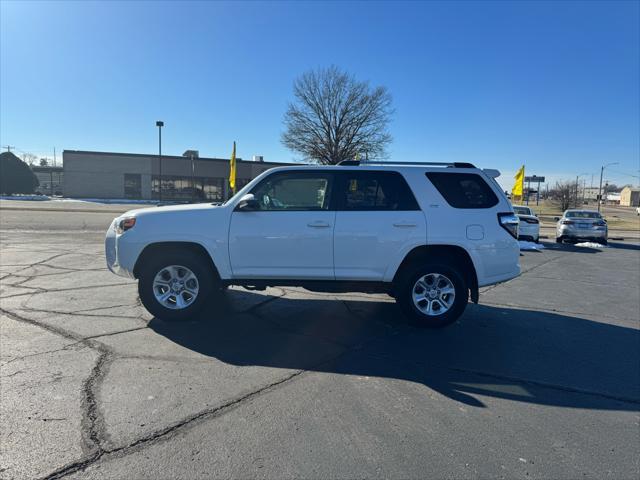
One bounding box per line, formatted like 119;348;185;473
282;66;393;164
39;158;48;166
22;153;38;166
549;181;576;211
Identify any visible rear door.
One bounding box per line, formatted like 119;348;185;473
333;170;426;281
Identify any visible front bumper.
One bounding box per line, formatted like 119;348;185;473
105;222;141;279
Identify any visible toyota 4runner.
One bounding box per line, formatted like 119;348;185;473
106;161;520;328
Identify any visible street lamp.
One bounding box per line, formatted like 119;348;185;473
156;121;164;202
598;162;618;212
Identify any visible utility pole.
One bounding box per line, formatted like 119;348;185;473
598;167;603;212
3;145;15;152
156;121;164;202
598;162;619;213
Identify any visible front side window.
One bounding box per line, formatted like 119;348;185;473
339;171;419;211
250;172;332;210
426;172;498;209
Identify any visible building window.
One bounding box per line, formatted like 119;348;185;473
124;174;142;199
237;178;251;189
152;176;225;202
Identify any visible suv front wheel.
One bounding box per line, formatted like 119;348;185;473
138;249;216;321
396;264;468;328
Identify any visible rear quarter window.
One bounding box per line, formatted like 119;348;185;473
426;172;498;209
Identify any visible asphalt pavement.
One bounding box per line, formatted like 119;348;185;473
1;206;639;479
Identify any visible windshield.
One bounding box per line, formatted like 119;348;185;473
513;206;532;215
566;211;601;219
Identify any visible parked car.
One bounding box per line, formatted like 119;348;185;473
555;209;608;245
105;162;521;328
512;205;540;243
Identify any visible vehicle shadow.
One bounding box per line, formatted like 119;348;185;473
148;289;640;412
607;241;640;251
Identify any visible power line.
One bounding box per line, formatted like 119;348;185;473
607;168;640;179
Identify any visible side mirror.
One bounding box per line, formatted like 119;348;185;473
236;193;259;211
554;216;560;221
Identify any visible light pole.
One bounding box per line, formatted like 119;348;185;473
597;162;618;212
156;121;164;202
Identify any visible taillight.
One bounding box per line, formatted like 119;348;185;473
521;217;539;224
594;220;607;227
498;212;519;239
115;217;136;234
561;220;574;225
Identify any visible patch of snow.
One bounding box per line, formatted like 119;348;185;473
54;198;160;205
0;194;51;201
574;242;607;248
0;195;160;205
519;241;545;251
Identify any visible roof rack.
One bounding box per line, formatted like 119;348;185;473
337;160;476;168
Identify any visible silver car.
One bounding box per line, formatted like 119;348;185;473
556;209;608;245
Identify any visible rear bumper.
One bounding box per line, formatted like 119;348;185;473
557;226;607;240
475;238;521;288
518;223;539;240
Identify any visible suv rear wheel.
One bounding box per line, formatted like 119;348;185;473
396;263;468;328
138;249;216;321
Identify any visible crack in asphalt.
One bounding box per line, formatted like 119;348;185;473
0;341;86;367
0;282;133;300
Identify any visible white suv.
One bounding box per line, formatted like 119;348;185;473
106;162;520;328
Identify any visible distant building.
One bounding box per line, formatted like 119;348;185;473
62;150;295;201
620;186;640;207
582;187;601;201
32;165;64;195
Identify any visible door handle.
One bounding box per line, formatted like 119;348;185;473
307;222;331;228
393;222;416;228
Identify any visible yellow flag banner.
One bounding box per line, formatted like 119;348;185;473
512;165;525;197
229;141;236;191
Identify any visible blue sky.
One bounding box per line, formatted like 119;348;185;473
1;0;638;189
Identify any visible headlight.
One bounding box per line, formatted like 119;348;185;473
115;217;136;234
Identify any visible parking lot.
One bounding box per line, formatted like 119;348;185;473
1;204;639;479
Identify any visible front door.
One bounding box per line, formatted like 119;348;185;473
229;171;335;279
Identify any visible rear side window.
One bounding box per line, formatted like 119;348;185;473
339;171;419;211
426;172;498;209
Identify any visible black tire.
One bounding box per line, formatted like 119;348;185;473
556;236;563;243
395;263;468;328
138;248;217;322
601;238;608;246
